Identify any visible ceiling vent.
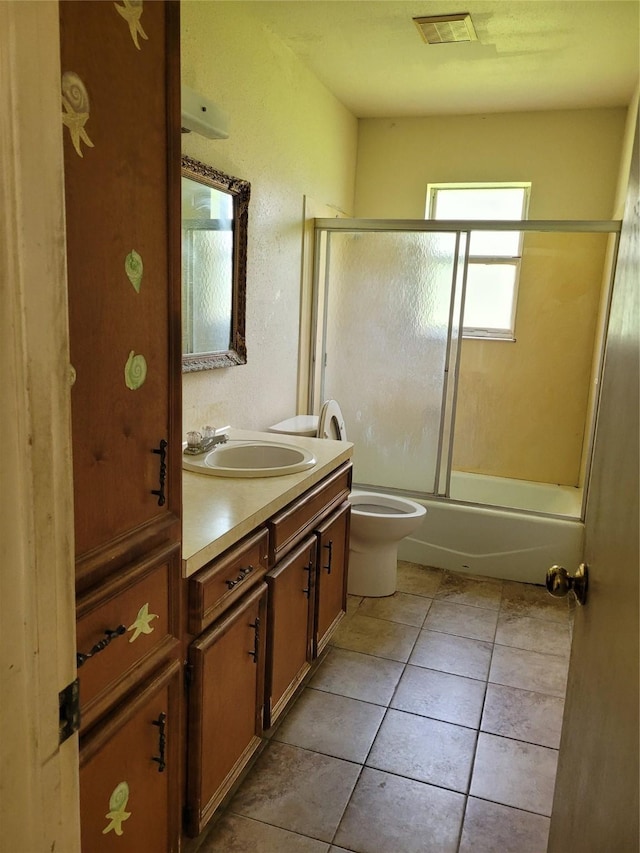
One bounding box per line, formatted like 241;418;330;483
413;13;478;44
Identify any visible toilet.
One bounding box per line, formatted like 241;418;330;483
270;400;427;597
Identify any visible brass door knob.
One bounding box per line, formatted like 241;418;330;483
546;563;588;606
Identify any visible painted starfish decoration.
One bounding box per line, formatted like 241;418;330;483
114;0;148;50
128;602;158;643
61;95;94;158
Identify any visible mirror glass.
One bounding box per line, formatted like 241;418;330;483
181;156;250;370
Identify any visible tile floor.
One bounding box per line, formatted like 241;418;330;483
197;561;573;853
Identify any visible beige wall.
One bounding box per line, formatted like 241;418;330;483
181;2;357;434
354;109;626;484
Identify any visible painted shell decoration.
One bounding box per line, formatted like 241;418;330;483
61;72;94;158
102;781;131;836
125;250;143;293
124;351;147;390
108;782;130;812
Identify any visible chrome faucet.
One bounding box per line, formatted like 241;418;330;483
184;425;230;455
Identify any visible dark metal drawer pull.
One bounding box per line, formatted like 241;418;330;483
323;540;333;574
76;624;126;668
248;617;260;663
226;564;255;589
151;439;168;506
151;711;167;772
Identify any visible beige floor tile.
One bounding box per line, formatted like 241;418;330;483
396;561;443;597
495;612;572;657
481;683;565;749
391;664;486;728
228;741;360;842
274;688;385;762
366;708;477;792
308;647;404;706
424;599;499;641
458;797;551;853
198;814;330;852
501;580;572;623
334;767;465;853
410;629;493;680
470;732;559;816
331;613;420;662
489;644;569;698
357;591;432;626
346;595;362;615
436;571;504;610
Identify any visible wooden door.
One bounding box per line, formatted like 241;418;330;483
548;116;639;851
79;660;181;852
314;502;350;657
186;583;267;837
265;536;317;727
59;0;181;590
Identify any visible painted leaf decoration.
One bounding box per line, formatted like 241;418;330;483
124;350;147;390
125;250;143;292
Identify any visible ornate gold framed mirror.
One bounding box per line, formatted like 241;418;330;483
181;156;250;370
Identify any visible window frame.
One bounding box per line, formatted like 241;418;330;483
426;182;531;341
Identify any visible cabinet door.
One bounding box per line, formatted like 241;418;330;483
265;536;316;728
186;583;267;837
59;0;181;588
314;502;350;657
79;660;181;852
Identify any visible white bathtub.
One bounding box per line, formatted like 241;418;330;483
396;472;585;584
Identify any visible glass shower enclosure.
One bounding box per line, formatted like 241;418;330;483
310;218;621;520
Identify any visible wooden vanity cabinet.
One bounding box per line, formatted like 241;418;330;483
183;462;351;838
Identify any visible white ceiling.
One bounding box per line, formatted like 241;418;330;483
242;0;640;117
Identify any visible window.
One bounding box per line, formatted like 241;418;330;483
426;183;530;340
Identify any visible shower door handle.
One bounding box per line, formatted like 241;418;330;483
546;563;588;606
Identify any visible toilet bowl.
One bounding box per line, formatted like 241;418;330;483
348;490;426;597
269;400;427;597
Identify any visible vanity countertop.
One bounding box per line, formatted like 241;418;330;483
182;428;353;577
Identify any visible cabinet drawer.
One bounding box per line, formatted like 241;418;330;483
268;462;352;565
188;527;269;635
76;542;180;732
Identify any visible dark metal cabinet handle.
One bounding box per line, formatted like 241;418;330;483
151;439;168;506
151;711;167;772
323;540;333;574
248;617;260;663
76;625;126;668
303;561;314;598
226;564;254;589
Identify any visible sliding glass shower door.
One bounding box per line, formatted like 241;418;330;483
315;227;462;494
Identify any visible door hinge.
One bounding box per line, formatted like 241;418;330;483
59;678;80;744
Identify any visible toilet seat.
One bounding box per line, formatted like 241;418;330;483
318;399;347;440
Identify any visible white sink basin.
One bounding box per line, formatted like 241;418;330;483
183;440;317;478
